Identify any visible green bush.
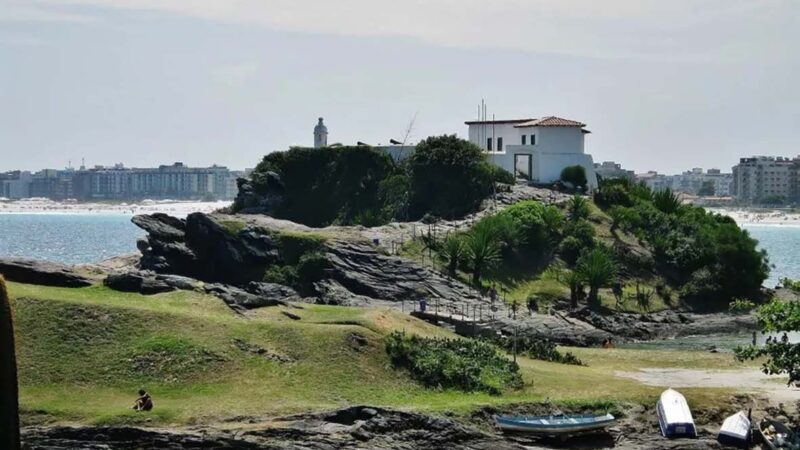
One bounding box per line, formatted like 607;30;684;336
240;146;400;226
496;201;563;251
263;265;298;286
407;135;495;219
729;298;756;314
385;332;522;394
296;252;329;285
489;335;583;366
566;195;590;221
559;236;585;266
560;165;588;190
488;165;516;184
277;232;327;265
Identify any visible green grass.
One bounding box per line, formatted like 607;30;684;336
8;281;752;427
219;219;247;236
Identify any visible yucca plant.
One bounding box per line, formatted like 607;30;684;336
566;194;590;222
576;248;618;308
653;188;681;214
0;275;20;450
465;226;502;284
439;234;466;276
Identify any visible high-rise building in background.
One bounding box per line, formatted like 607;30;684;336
732;156;799;205
1;163;241;201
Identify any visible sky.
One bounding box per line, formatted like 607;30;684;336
1;0;798;174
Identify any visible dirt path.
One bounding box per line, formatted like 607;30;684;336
615;367;800;404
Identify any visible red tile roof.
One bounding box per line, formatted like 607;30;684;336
514;116;586;128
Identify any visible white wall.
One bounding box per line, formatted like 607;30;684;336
467;123;531;152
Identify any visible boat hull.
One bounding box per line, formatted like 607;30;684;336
495;414;616;435
656;389;697;438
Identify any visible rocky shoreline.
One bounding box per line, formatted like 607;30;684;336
23;399;780;450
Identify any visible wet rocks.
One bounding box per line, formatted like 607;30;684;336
0;258;93;288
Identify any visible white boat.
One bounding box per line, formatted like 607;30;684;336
656;388;697;438
717;411;750;448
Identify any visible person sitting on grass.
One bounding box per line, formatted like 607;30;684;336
132;389;153;411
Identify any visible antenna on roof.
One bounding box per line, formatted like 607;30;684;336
396;111;418;160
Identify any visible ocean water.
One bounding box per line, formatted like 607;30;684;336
0;214;145;264
743;224;800;288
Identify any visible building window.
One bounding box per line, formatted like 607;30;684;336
521;135;526;145
497;137;503;151
487;138;492;151
531;134;536;145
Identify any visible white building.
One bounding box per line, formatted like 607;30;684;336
465;116;598;189
314;117;328;148
732;156;798;204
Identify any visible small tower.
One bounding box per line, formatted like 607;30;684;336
313;117;328;148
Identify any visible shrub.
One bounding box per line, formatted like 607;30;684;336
488;334;584;366
560;165;588;190
385;332;522;394
653;188;681;214
277;232;327;265
296;252;329;285
566;195;590;221
729;298;756;314
488;165;516;184
263;265;298;286
594;183;633;208
559;236;585;266
496;201;563;252
407;135;495;219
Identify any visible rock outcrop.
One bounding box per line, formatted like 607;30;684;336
0;258;93;288
1;275;21;450
22;406;526;450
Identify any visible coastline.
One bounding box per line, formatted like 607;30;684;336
0;197;231;217
709;207;800;228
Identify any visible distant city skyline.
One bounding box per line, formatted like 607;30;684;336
2;1;798;174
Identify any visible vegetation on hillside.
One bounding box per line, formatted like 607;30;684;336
384;332;522;395
593;178;769;310
0;275;20;449
234;136;513;226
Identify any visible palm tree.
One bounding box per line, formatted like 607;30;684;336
439;234;466;276
567;195;590;222
0;275;20;449
576;248;618;308
564;270;585;309
465;226;501;284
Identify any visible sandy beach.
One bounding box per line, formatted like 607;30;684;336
710;208;800;228
0;197;231;217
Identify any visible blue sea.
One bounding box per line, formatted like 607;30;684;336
0;214;799;280
0;214;145;264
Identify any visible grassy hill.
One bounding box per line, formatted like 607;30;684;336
9;282;746;427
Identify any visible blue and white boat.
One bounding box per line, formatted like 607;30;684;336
495;413;617;435
657;388;697;438
717;411;750;448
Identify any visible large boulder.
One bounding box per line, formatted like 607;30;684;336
0;258;92;288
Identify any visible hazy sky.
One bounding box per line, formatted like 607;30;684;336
1;1;798;173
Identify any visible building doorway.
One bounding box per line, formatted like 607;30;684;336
514;154;532;180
